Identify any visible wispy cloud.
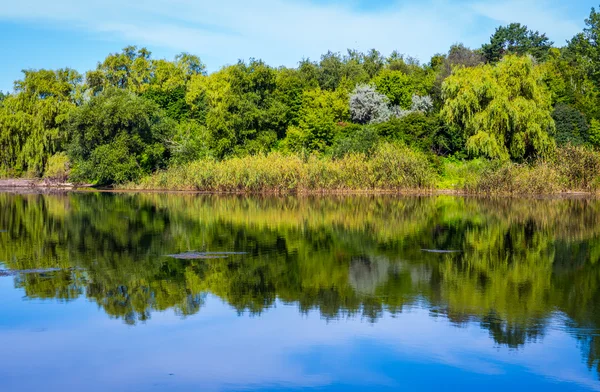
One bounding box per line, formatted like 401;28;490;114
0;0;588;68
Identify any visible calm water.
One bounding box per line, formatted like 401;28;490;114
1;192;600;391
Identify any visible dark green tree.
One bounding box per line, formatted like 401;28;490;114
66;88;175;184
482;23;553;63
567;7;600;84
551;103;590;146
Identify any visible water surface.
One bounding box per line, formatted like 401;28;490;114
1;192;600;391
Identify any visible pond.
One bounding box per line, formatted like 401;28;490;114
1;192;600;391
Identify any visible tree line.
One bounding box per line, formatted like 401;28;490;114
2;8;600;185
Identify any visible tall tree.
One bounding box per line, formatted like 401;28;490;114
433;44;486;101
441;55;555;160
0;69;81;175
86;46;153;94
482;23;553;63
66;88;175;184
567;7;600;84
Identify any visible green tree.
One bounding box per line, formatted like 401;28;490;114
66;88;175;184
568;7;600;84
441;55;555;160
542;48;600;120
373;70;414;108
282;87;349;152
318;51;345;91
433;44;485;101
142;53;206;122
0;68;81;175
482;23;553;63
551;103;590;146
86;46;153;94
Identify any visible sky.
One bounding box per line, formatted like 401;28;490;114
0;0;596;92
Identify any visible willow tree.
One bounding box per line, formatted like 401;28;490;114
441;55;555;160
0;68;81;175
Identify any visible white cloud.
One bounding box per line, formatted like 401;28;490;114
470;0;581;45
0;0;587;69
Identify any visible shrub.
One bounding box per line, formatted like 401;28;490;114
44;152;70;182
372;112;440;152
331;125;379;158
551;103;589;146
70;135;143;185
349;84;391;124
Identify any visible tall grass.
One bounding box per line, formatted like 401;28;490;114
463;145;600;194
127;143;435;193
126;144;600;195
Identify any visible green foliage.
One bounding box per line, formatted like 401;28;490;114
43;152;70;181
568;7;600;84
482;23;553;63
0;68;81;175
168;120;212;165
66;88;175;185
132;143;434;192
373;69;414;108
433;44;485;102
372;112;441;152
542;48;600;119
442;55;555;160
551;103;590;146
590;119;600;148
87;46;205;96
282;87;349;152
331;124;379;158
143;85;191;122
185;60;285;157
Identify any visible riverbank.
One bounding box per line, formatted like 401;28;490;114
3;144;600;196
0;179;77;189
123;144;600;195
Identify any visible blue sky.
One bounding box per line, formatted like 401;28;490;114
0;0;595;92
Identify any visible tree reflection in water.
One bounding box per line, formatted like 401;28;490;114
1;192;600;373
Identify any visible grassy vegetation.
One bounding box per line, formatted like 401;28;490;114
126;143;436;193
125;143;600;195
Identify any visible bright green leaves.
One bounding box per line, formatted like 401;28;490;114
0;68;81;175
442;55;555;160
373;70;413;109
282;87;349;152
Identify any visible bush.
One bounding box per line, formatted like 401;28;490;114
372;113;440;152
349;84;391;124
331;125;379;158
551;103;589;146
44;152;70;182
555;145;600;191
70;135;143;185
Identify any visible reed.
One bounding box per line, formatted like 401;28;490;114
127;143;435;193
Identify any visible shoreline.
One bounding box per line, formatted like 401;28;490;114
0;179;597;198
